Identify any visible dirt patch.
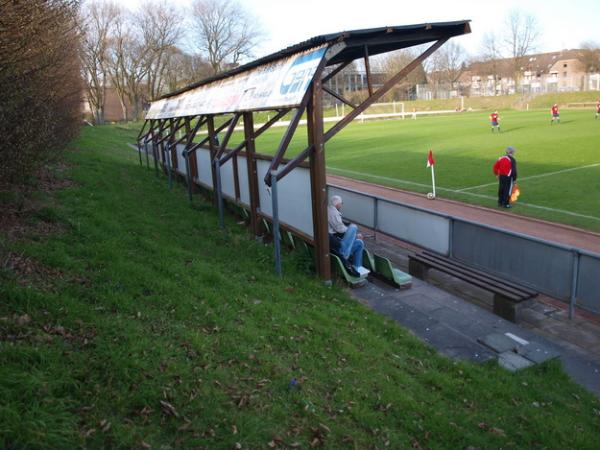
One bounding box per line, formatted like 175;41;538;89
0;164;74;241
0;314;97;347
36;163;76;193
2;251;65;289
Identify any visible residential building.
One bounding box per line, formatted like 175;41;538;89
462;49;598;97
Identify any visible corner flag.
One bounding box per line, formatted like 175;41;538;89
426;149;436;199
426;149;435;167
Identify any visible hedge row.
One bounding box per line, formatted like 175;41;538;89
0;0;82;184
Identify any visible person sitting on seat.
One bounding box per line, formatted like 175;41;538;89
327;195;364;274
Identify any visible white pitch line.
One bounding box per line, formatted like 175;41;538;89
456;162;600;192
328;167;453;192
513;202;600;221
327;166;600;222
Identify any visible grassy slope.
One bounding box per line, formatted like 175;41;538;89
1;124;599;448
246;109;600;231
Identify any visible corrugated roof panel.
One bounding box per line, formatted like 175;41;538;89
149;20;470;118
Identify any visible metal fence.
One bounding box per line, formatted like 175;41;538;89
147;142;600;314
328;184;600;315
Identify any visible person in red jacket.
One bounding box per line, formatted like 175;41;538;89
493;146;517;208
551;103;560;124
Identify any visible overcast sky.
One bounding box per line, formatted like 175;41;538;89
121;0;600;59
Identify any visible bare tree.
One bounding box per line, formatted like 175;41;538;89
503;10;540;90
105;5;130;121
137;0;184;100
477;32;508;95
162;48;212;93
79;0;119;124
380;49;427;100
191;0;262;74
426;41;468;98
580;41;600;72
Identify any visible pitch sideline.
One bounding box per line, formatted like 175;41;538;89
456;162;600;192
327;166;600;222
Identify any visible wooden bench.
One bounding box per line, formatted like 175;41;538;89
408;250;537;322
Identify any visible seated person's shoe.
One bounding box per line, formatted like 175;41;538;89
344;260;360;277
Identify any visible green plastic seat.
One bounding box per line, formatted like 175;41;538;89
373;253;412;289
363;248;376;272
293;235;311;257
261;218;271;235
282;231;295;249
331;253;367;288
306;243;314;259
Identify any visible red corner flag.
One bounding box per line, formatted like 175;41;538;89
426;149;435;167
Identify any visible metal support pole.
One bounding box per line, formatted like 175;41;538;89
153;142;159;176
215;160;224;229
243;112;260;237
166;143;173;189
373;197;378;242
271;171;282;277
448;218;454;258
144;141;150;168
137;142;143;166
569;251;580;320
185;150;193;202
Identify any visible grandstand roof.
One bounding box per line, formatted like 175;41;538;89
159;20;471;101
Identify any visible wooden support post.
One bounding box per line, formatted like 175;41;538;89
264;95;309;185
214;113;240;161
324;38;448;143
232;153;240;201
322;60;353;84
184;115;205;181
219;109;290;166
167;119;175;188
207;115;217;201
184;117;191;138
307;78;331;283
136;120;148;166
273;42;446;182
322;86;356;109
364;45;373;96
152;120;160;175
243;111;260;237
170;118;180;170
184;117;193;201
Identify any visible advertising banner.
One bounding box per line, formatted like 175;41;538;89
146;46;327;119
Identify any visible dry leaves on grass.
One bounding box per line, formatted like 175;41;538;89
3;251;65;288
159;400;179;418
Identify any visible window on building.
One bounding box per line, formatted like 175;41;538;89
563;63;567;68
563;71;567;77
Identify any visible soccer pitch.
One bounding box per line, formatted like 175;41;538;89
253;108;600;232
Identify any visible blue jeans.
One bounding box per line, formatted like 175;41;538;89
340;224;364;269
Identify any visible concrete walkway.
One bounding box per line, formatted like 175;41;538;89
350;234;600;397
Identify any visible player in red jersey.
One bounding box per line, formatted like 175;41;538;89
490;111;500;132
551;103;560;124
596;100;600;119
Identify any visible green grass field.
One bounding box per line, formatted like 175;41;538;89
1;125;599;448
247;108;600;232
